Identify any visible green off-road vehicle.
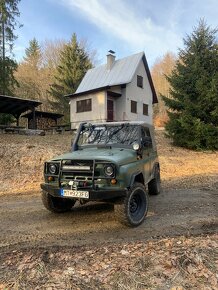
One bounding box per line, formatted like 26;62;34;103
41;121;160;227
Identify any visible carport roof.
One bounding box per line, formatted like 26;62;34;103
0;95;42;117
22;110;64;119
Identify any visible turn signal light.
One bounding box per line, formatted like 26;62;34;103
48;176;54;182
111;178;117;185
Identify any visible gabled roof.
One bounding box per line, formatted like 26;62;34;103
68;52;158;104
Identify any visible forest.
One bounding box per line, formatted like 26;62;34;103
1;0;217;149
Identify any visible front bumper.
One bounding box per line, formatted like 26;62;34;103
40;183;127;201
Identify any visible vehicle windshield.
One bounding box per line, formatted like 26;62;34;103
77;124;139;148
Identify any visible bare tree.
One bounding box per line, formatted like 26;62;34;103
41;39;66;69
14;36;98;116
151;52;177;127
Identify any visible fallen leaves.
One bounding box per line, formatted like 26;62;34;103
0;234;217;289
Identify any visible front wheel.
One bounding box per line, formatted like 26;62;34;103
114;182;148;227
41;191;75;213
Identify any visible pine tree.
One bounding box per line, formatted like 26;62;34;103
49;33;92;119
0;0;21;95
24;38;42;69
163;20;218;150
0;0;21;124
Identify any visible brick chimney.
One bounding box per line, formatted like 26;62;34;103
107;50;115;70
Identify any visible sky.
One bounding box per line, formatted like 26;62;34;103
14;0;218;67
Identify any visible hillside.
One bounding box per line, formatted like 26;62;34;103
0;131;217;195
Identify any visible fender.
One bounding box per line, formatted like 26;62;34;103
151;162;160;179
129;171;145;188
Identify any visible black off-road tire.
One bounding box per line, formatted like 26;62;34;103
148;165;161;195
41;191;75;213
114;182;148;227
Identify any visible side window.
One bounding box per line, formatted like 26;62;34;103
76;99;92;113
137;75;143;88
143;104;149;116
141;127;152;148
131;100;137;113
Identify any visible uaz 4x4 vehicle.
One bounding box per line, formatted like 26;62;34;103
41;121;160;227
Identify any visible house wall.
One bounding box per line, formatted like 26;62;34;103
123;60;153;124
114;86;127;121
70;91;107;129
70;58;154;127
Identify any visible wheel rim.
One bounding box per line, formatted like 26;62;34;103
129;189;147;222
130;194;140;214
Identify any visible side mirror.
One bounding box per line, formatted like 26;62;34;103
142;137;152;147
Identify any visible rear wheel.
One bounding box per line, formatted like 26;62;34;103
148;165;161;195
114;182;148;227
41;191;75;213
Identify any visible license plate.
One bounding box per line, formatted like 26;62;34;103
61;189;89;199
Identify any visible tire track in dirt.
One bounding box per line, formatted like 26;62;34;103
0;188;217;252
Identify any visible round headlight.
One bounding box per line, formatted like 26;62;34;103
48;164;57;174
104;165;114;177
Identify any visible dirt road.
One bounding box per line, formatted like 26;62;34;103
1;132;217;289
1;188;217;252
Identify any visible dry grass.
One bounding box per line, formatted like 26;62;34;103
0;131;217;195
155;131;218;190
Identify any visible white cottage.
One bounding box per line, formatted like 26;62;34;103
68;51;158;129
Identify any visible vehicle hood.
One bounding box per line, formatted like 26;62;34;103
52;147;137;166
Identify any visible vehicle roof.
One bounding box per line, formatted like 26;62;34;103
85;121;154;129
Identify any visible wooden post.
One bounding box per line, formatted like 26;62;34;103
32;107;36;129
13;113;20;126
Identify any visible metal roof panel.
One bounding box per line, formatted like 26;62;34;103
76;52;144;94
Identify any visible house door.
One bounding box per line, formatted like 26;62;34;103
107;99;114;121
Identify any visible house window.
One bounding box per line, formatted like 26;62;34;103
143;104;149;116
137;75;143;88
76;99;92;113
131;100;137;114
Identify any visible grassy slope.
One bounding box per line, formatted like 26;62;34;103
0;131;217;195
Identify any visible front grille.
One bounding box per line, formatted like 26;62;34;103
62;160;93;170
62;160;91;175
59;159;114;190
61;160;94;183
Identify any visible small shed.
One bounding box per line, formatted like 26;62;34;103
22;110;64;130
0;95;41;128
